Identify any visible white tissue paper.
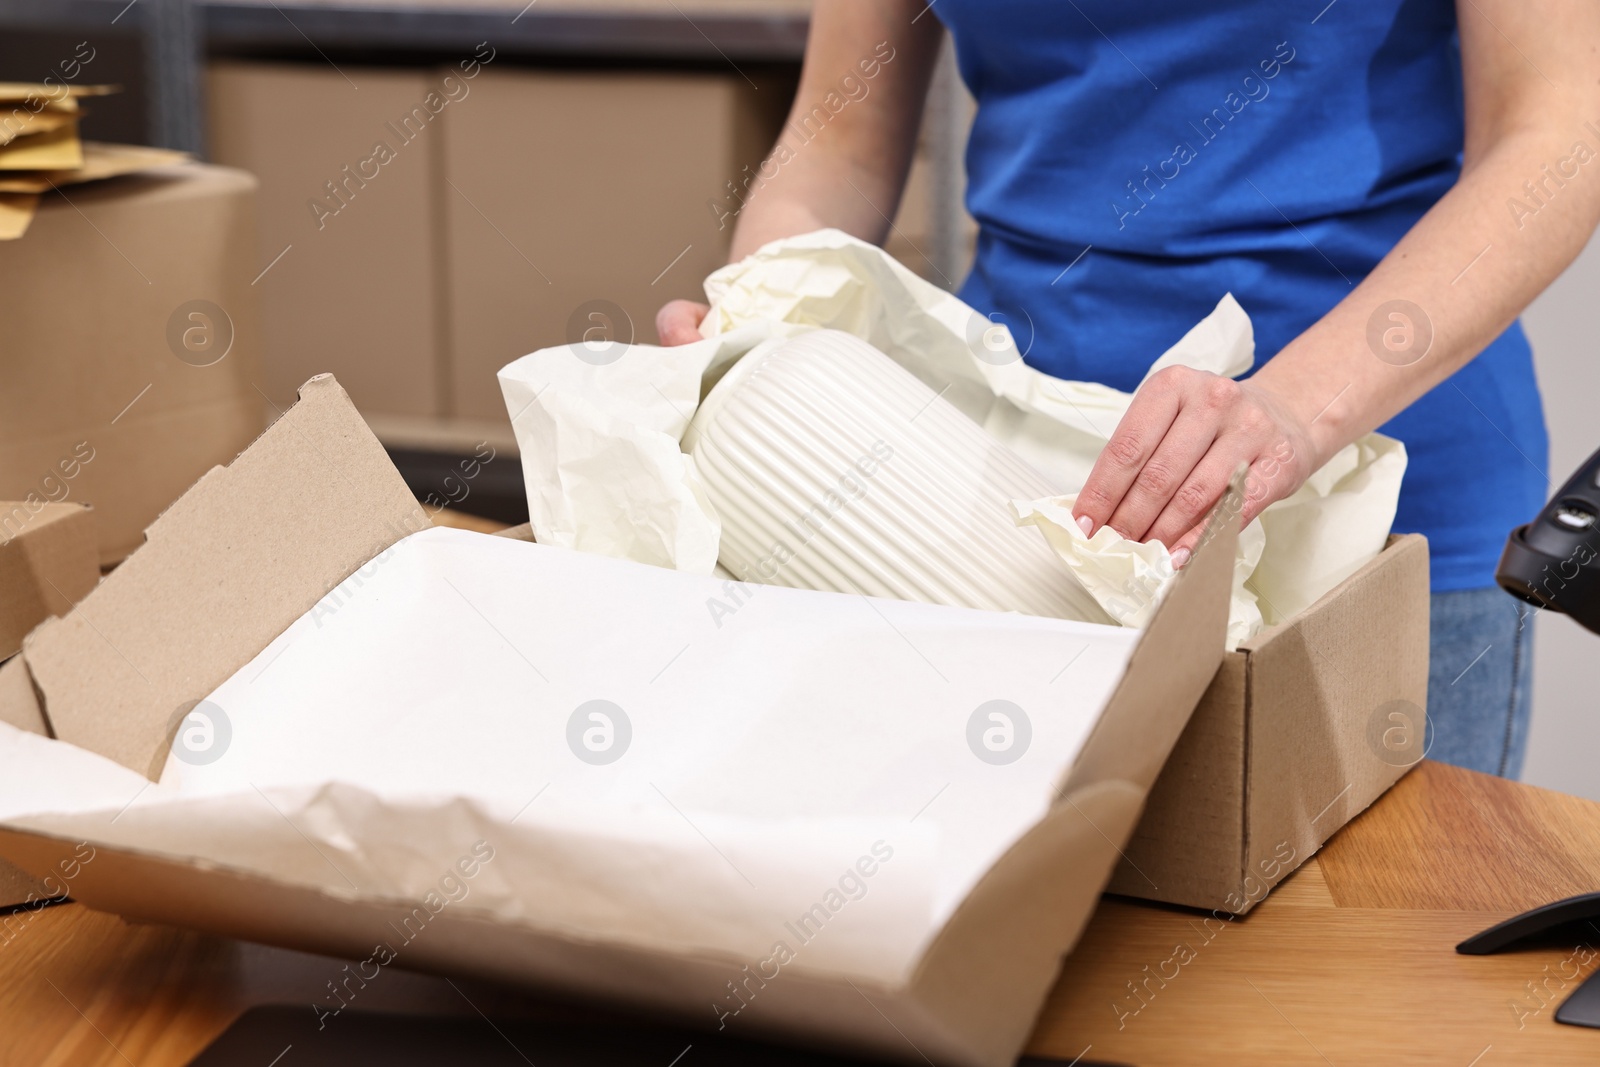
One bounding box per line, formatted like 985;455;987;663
0;526;1144;983
1014;493;1270;650
498;228;1406;648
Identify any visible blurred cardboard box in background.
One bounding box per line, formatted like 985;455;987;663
208;60;786;425
0;163;265;564
207;62;444;419
440;67;781;420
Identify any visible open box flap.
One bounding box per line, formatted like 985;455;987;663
900;481;1239;1063
1055;479;1241;796
11;375;428;779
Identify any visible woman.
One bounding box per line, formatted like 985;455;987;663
658;1;1600;777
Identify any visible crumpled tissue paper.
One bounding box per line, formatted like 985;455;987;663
498;228;1407;648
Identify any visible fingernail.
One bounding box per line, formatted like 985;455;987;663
1076;515;1093;536
1170;547;1191;569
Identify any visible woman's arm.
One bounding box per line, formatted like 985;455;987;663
1073;0;1600;566
657;0;943;343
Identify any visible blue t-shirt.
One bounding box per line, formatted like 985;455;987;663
933;0;1548;591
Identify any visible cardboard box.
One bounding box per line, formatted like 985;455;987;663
441;68;780;420
0;163;265;564
207;61;445;418
208;61;784;424
0;502;98;662
0;502;97;910
1109;533;1430;914
0;375;1239;1067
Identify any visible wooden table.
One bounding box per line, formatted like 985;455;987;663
1034;760;1600;1065
5;761;1599;1066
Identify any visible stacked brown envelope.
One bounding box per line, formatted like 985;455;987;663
0;83;188;239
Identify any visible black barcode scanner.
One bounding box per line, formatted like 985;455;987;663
1496;445;1600;634
1464;447;1600;1030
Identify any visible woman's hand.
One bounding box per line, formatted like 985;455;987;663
1068;0;1600;568
656;300;710;346
1072;366;1319;567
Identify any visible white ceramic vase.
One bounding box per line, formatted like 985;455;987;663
683;329;1112;623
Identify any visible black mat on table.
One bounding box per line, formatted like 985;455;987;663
189;1005;1128;1066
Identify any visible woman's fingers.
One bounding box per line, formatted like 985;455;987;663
1072;371;1185;535
656;300;710;346
1077;368;1317;566
1166;447;1285;566
1105;406;1219;542
1143;443;1240;551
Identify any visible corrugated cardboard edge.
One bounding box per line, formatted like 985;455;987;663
1109;532;1430;913
6;374;428;781
0;440;1240;1067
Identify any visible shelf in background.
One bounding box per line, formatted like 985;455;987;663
1;0;811;62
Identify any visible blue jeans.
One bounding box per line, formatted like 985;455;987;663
1427;587;1534;778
